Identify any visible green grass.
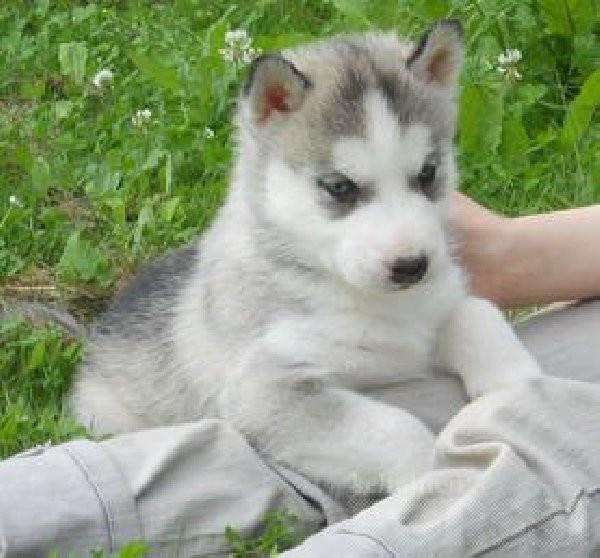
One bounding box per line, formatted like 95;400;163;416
0;0;598;553
226;511;306;557
48;541;149;558
0;314;86;457
42;512;301;558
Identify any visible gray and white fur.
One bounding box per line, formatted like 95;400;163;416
70;21;541;497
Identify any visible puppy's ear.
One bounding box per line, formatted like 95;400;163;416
407;19;463;89
243;54;312;124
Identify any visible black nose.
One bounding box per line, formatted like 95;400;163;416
389;254;429;286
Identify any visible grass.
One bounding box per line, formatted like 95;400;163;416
48;541;149;558
0;313;86;458
41;511;302;557
0;0;598;554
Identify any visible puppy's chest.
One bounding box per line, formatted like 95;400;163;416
264;306;440;388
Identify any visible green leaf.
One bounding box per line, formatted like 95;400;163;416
35;0;49;17
459;83;505;157
415;0;451;20
27;338;45;372
561;69;600;147
163;151;172;194
255;34;313;52
512;84;548;116
160;197;180;223
142;148;164;172
569;0;598;35
71;4;97;24
225;511;303;557
31;156;51;195
54;100;74;120
58;42;87;85
537;0;573;35
573;34;600;76
500;116;529;170
19;80;45;100
132;199;155;252
103;196;126;225
537;0;598;36
130;52;181;91
113;541;149;558
331;0;370;25
57;232;112;285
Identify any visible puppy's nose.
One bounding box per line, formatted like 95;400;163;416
389;254;429;286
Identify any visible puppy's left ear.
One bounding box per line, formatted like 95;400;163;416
243;54;312;125
407;19;463;90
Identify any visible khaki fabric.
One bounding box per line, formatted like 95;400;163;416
284;376;600;557
0;300;598;557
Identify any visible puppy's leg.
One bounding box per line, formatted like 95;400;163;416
69;379;146;435
220;353;434;496
435;296;542;398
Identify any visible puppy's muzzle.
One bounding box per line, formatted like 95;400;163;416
389;254;429;287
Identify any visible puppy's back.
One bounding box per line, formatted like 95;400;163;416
69;243;201;433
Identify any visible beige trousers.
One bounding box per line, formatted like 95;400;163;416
1;300;599;557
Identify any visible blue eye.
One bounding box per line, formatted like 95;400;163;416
318;174;359;204
417;163;436;187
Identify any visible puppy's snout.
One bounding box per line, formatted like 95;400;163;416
389;254;429;286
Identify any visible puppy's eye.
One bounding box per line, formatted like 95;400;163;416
417;163;436;187
318;174;359;204
413;163;441;200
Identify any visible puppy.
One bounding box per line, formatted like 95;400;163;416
70;20;541;497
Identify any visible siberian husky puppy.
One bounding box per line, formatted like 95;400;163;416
70;20;541;496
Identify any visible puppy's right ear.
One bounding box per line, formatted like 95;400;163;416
243;54;312;125
407;19;463;91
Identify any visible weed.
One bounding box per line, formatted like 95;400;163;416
225;511;305;557
0;314;86;458
47;541;149;558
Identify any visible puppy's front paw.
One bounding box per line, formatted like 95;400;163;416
437;296;544;400
464;358;542;399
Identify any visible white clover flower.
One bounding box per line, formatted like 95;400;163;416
219;29;260;66
9;195;23;208
498;49;522;66
203;127;215;139
132;108;152;127
92;68;114;88
497;49;523;82
225;29;251;47
241;47;259;65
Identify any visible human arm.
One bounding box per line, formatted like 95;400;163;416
451;191;600;308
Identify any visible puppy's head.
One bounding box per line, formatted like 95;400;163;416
239;20;463;292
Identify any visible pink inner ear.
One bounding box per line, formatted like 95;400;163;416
427;49;452;86
258;84;290;122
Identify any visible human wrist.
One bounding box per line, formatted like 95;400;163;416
450;193;514;305
488;214;525;305
467;212;516;305
487;213;556;308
